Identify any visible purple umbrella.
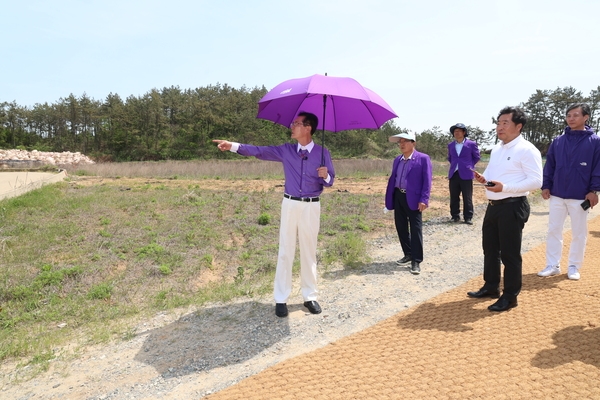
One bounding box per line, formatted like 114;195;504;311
257;74;398;163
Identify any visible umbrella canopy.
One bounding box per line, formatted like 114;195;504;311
257;74;397;132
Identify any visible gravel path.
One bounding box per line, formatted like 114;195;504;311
4;197;591;400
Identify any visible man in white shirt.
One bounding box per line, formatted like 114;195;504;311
467;106;543;312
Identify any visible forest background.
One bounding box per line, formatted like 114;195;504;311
1;84;599;161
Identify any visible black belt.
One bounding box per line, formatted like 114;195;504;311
284;193;320;202
488;196;525;206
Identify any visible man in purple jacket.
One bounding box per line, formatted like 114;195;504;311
447;123;481;224
213;112;335;318
385;132;432;274
538;103;600;281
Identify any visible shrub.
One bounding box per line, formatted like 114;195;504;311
87;283;113;300
257;212;271;225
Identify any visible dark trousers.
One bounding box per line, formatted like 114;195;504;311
393;189;423;262
481;197;530;300
449;171;474;220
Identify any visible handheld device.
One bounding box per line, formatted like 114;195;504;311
581;199;591;210
485;181;496;187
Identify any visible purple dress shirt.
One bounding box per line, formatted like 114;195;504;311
395;157;410;190
237;142;335;197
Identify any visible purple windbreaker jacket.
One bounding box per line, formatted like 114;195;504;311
542;125;600;200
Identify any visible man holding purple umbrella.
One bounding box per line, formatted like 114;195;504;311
385;132;432;275
213;112;335;318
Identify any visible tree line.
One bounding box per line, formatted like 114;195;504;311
1;85;598;161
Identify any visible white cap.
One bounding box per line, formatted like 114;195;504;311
389;132;416;142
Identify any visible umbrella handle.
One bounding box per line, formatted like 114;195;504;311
321;94;326;167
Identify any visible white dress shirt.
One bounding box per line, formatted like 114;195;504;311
483;135;542;200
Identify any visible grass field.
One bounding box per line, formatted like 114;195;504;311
0;157;489;377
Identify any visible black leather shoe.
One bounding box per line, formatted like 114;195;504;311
467;288;500;298
488;297;518;312
410;261;421;275
451;217;460;223
464;219;473;225
303;301;322;314
275;303;288;317
396;255;412;265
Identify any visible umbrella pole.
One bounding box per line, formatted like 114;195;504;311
321;94;326;166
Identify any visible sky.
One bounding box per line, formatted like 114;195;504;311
2;0;599;135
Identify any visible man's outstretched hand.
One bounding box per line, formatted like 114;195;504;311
213;140;232;151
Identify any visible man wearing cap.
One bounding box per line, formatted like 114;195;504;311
213;112;335;318
385;132;432;274
467;106;542;312
447;123;481;224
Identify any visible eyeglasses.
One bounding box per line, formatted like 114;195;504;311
290;121;308;128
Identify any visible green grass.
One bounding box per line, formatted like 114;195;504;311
0;156;472;373
0;177;386;368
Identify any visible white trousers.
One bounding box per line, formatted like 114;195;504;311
273;198;321;303
546;196;589;269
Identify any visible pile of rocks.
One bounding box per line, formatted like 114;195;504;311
0;149;95;166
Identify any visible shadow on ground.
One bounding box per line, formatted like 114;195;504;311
396;297;490;332
134;301;290;378
322;261;404;280
395;273;568;333
532;325;600;369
